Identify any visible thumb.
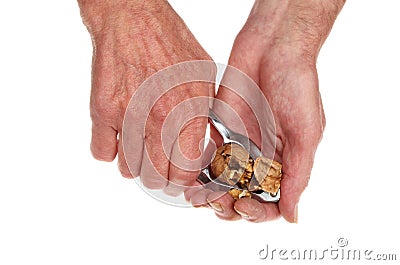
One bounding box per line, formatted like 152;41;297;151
278;141;318;223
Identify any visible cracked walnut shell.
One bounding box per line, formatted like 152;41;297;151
210;143;253;188
210;143;282;199
253;156;282;194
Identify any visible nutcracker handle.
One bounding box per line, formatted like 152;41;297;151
208;108;231;142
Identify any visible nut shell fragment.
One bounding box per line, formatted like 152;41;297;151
228;189;251;200
210;143;253;187
253;156;282;194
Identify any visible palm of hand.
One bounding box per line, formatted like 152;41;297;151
201;30;325;223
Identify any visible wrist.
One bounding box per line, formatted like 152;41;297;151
78;0;167;34
245;0;345;62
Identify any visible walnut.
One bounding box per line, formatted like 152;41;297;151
210;143;282;200
210;143;253;188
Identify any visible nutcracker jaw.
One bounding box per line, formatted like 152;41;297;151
252;189;280;202
196;109;281;203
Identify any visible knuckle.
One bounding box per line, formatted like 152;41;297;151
182;116;207;132
141;176;168;190
90;131;117;161
90;98;118;121
306;124;324;145
295;120;324;147
119;170;134;179
151;102;171;122
118;161;134;179
321;112;327;130
90;147;115;162
90;78;121;122
171;170;198;185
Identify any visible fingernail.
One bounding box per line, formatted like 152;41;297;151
209;202;223;212
293;204;299;223
234;206;249;218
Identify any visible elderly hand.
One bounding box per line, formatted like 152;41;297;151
78;0;214;196
186;0;345;222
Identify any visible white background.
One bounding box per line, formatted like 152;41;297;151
1;0;399;264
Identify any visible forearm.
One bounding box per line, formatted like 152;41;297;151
246;0;345;62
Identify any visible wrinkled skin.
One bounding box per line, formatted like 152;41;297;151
78;0;214;196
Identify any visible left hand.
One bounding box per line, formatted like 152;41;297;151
186;0;345;222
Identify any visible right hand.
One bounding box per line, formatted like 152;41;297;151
78;0;214;196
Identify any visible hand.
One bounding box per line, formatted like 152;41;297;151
78;0;214;195
186;0;345;222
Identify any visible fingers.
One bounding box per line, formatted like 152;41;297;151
278;140;319;223
190;189;213;208
164;116;208;196
90;123;118;162
90;118;141;181
138;104;171;189
89;46;119;162
120;107;146;179
184;181;203;202
140;135;170;190
188;189;281;222
234;198;280;222
207;191;241;221
117;137;133;178
206;192;280;222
